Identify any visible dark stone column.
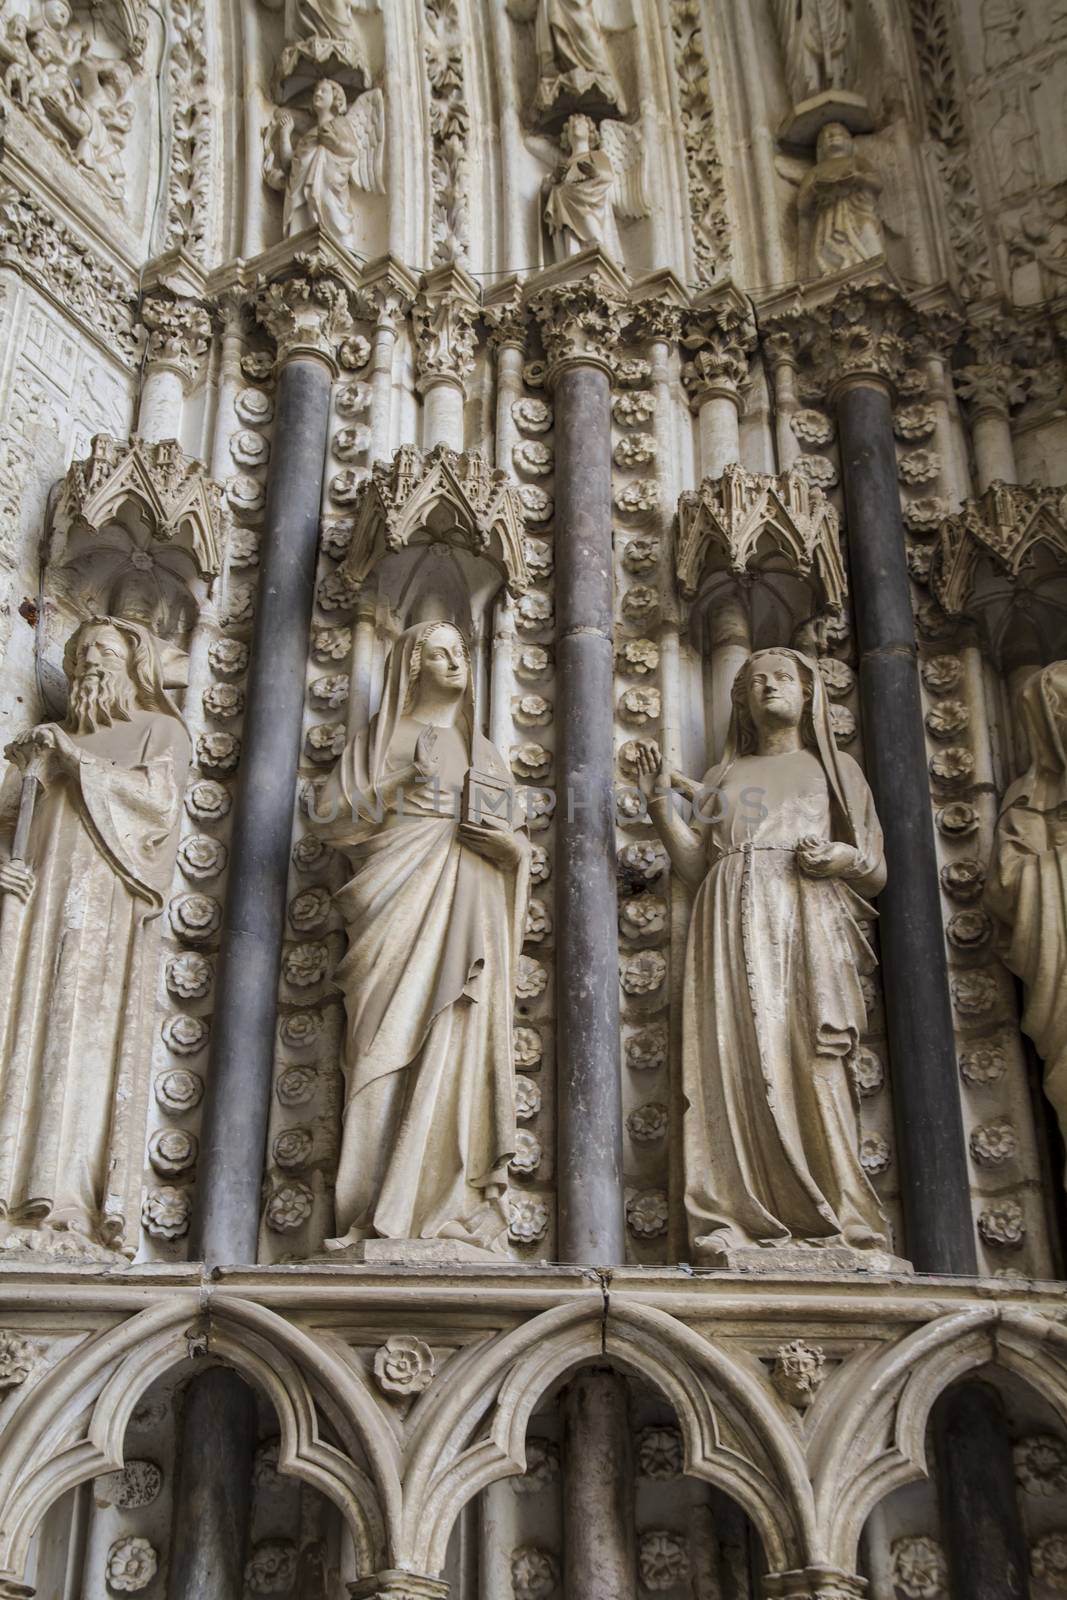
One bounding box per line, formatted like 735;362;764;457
562;1370;637;1600
552;358;625;1265
933;1382;1030;1600
193;352;333;1265
166;1370;258;1600
836;376;976;1277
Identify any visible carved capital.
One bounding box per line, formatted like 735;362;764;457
138;292;211;386
954;312;1060;419
355;257;420;336
765;1570;866;1600
762;276;922;403
527;268;632;382
681;284;757;410
483;279;528;353
348;1572;449;1600
412;263;481;394
254;251;354;370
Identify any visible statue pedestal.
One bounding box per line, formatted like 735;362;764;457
779;89;874;148
323;1237;510;1266
694;1242;912;1276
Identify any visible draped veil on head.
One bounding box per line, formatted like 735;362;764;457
360;621;475;795
1006;661;1067;817
722;647;861;847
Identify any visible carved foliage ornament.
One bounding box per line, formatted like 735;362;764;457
676;463;847;610
412;269;480;390
254;252;356;365
681;294;757;405
341;444;531;595
527;273;632;375
138;292;212;383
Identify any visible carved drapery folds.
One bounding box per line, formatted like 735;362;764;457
676;464;847;613
341;444;532;597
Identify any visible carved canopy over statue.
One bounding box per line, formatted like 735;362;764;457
0;618;190;1257
262;77;384;245
507;0;631;122
311;622;530;1259
637;649;889;1265
987;661;1067;1180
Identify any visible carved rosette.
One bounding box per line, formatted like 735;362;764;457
676;463;847;609
931;482;1067;617
255;252;355;369
341;444;531;596
412;265;480;396
681;286;757;411
138;292;213;388
527;271;632;383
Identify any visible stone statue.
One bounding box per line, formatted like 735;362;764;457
986;661;1067;1177
540;111;648;261
774;0;854;103
796;120;885;277
636;648;889;1265
507;0;630;119
263;78;385;244
311;621;531;1258
0;618;191;1256
990;83;1040;198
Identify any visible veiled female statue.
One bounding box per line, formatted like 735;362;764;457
636;648;889;1264
312;622;530;1256
987;661;1067;1173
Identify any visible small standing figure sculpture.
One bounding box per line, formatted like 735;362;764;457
987;661;1067;1179
797;121;885;278
312;622;530;1257
508;0;629;119
774;0;854;103
636;648;889;1265
542;111;647;261
262;76;384;247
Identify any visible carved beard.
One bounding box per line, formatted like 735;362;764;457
67;667;136;732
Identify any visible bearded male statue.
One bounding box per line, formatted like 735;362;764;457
0;617;190;1257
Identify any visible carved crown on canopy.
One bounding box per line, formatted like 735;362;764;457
931;481;1067;617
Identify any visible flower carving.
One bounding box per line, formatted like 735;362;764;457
514;694;552;728
978;1199;1026;1248
940;859;985;902
148;1128;197;1176
209;637;249;676
317;567;361;612
623;534;660;573
615;478;659;515
513;397;552;433
794;452;837;489
186;779;231;823
959;1044;1007;1086
860;1133;891;1175
154;1069;204;1114
898;447;941;484
936;802;979;837
283;942;330;988
970;1117;1017;1166
951;970;999;1017
312;625;352;661
222;586;255;626
929;746;974;787
620;686;661;725
231;428;269;468
279;1009;323;1049
627;1101;668;1142
0;1331;34;1388
166;951;213;1000
105;1536;158;1593
621;950;666;995
512;742;552;780
333;426;371;462
637;1424;682;1478
638;1530;690;1592
626;1027;667;1071
948;909;991;948
169;894;221;945
626;1188;669;1237
925;700;969;740
613;391;656;424
891;1535;947;1598
321;519;354;563
273;1128;313;1170
817;658;854;699
202;683;244;721
197;731;241;772
850;1047;885;1097
513;1025;544;1068
622;584;660;623
142;1186;191;1240
1031;1532;1067;1590
516;956;548;999
519;484;553;522
245;1539;297;1594
614;432;657;468
1015;1434;1067;1496
509;1193;549;1244
922;654;962;694
289;887;331;933
310;674;350;709
511;1546;558;1600
517;590;554;632
523;538;554;579
306;721;347;763
227;474;265;516
178;834;227;881
375;1334;435;1396
791;408;834;445
830;704;856;743
265;1180;313;1232
276;1065;318;1107
514;440;554;477
510;1129;543;1175
620;893;667;939
517;644;552;679
618;638;659;677
339;334;371;370
236;387;274;425
525;898;552;943
614;357;651;386
529;844;551;883
905;495;950;534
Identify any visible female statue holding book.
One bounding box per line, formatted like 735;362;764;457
636;648;889;1265
312;621;529;1256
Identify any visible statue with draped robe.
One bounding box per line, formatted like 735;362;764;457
636;648;890;1265
774;0;854;104
987;661;1067;1181
508;0;630;119
0;617;190;1257
312;621;530;1258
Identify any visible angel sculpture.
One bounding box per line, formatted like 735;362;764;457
262;77;384;247
537;111;648;263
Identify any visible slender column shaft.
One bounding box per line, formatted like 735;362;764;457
193;353;333;1264
489;594;515;751
421;376;465;452
563;1371;636;1600
369;322;397;464
166;1369;257;1600
494;343;524;470
770;356;801;470
972;408;1017;491
553;360;625;1263
697;391;741;479
708;586;751;764
836;379;975;1275
137;364;186;442
933;1383;1031;1600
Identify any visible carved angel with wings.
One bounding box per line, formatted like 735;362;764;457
536;112;648;263
262;77;384;247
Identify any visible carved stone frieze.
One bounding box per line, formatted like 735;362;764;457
412;263;480;394
164;0;211;261
931;481;1067;616
254;250;355;366
670;0;730;279
676;463;847;610
341;443;531;594
424;0;469;265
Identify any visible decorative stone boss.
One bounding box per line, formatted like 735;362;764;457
311;620;531;1258
636;648;890;1266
